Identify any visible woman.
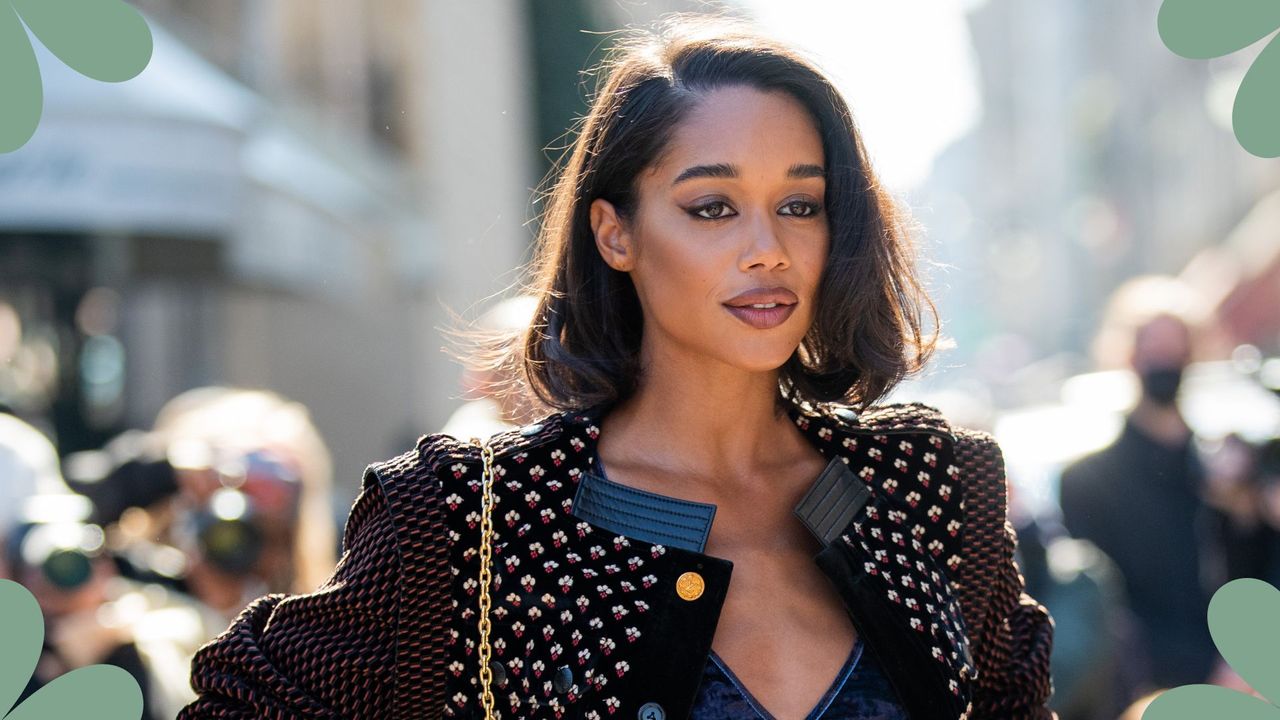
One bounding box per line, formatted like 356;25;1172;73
181;14;1054;720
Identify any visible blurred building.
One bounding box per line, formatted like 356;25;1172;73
0;1;694;501
918;0;1280;398
0;14;438;494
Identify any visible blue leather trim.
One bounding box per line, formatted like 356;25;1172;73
793;457;872;546
571;456;871;553
571;463;717;553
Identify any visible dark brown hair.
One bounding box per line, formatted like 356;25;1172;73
457;13;941;416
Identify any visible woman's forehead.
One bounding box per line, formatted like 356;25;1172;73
653;86;825;181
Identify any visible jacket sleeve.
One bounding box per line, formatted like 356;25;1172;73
178;460;416;719
951;428;1057;720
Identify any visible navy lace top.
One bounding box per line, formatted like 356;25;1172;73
572;462;909;719
691;636;907;719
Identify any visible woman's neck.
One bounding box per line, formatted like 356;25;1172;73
595;369;806;493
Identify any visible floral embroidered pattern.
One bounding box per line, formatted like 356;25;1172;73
429;401;973;718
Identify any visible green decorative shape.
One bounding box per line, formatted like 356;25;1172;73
1207;577;1280;707
0;581;43;718
0;3;43;153
6;666;143;720
0;579;144;719
1144;684;1280;719
1157;0;1280;59
9;0;152;82
1141;578;1280;720
0;0;153;153
1157;0;1280;158
1235;33;1280;157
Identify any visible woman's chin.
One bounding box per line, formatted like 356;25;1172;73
719;344;802;374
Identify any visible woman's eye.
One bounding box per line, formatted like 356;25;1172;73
779;200;820;217
691;201;736;220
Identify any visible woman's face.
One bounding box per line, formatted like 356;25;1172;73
591;85;830;375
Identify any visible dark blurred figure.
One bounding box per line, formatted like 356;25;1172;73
1013;487;1135;720
62;429;179;530
1204;435;1280;588
1058;276;1218;691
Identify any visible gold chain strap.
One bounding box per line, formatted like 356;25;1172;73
470;437;498;719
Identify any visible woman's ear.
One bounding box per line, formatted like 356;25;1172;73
590;198;635;272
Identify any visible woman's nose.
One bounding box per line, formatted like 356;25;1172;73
739;212;789;270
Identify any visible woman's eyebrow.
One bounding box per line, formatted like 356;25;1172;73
672;162;826;185
787;163;826;179
672;163;736;185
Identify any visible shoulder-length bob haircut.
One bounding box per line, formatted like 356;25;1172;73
467;13;941;416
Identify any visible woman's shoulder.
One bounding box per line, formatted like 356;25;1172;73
364;406;589;506
794;399;957;444
817;400;1005;467
810;400;1011;527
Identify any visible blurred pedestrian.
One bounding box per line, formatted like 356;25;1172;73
152;387;336;594
6;503;164;720
1202;434;1280;589
168;452;300;621
1058;275;1218;690
57;387;339;715
1013;486;1134;720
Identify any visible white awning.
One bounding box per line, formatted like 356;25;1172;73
0;15;433;294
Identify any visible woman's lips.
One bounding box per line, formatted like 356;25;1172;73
723;303;797;329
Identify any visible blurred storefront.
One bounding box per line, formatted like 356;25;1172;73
0;19;434;482
919;0;1280;396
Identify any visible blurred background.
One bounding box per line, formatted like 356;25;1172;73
1;1;1277;718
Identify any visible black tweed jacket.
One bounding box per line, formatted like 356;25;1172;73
179;400;1055;720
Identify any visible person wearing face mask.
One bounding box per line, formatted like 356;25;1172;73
1058;275;1217;695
